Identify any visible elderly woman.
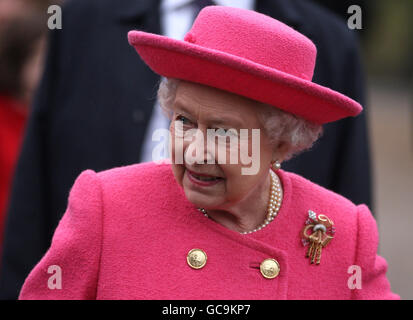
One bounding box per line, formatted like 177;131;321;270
19;6;398;300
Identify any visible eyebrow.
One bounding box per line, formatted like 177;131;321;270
173;99;246;128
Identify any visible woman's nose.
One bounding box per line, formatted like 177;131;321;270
185;128;216;164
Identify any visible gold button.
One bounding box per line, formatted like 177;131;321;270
260;258;280;279
187;249;207;269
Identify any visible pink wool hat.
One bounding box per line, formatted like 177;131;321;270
128;6;362;124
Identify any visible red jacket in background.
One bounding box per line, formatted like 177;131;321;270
0;95;28;248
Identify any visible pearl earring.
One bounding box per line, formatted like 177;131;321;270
272;160;281;171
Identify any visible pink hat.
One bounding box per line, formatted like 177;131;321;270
128;6;362;124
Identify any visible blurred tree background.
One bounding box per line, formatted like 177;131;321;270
314;0;413;81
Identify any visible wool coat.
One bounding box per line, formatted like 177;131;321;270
19;161;398;300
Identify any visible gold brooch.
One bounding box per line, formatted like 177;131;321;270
301;210;335;265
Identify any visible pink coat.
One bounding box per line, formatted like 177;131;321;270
19;161;399;300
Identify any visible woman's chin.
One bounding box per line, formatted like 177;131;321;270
184;189;220;209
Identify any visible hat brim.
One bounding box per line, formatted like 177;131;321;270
128;31;362;124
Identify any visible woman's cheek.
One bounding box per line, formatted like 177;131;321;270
213;138;239;165
220;165;241;195
170;125;186;165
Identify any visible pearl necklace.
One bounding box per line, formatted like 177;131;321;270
198;169;282;235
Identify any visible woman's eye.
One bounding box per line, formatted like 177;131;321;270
215;128;238;137
215;128;227;136
176;115;191;125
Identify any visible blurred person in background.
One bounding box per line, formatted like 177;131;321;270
0;0;371;299
0;0;48;254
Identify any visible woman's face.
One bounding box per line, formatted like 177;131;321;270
170;81;276;211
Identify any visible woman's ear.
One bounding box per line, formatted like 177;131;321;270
272;141;289;163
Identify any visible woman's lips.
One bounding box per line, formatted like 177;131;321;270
186;169;224;187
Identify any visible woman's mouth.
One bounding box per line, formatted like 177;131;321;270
186;169;224;186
